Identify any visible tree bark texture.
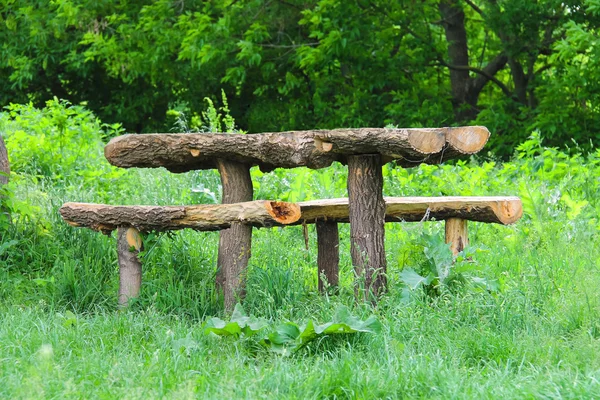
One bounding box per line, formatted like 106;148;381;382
445;218;469;256
216;160;253;311
0;135;9;185
294;196;522;226
439;0;472;119
104;126;490;173
347;155;387;300
439;0;509;121
59;200;301;234
117;227;143;307
316;220;339;293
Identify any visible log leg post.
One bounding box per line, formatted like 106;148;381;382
216;160;253;312
347;154;387;301
445;218;468;256
117;227;143;307
316;220;339;293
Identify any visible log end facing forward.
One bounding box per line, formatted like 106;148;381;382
445;126;491;154
265;201;302;224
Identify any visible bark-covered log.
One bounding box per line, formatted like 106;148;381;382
216;160;253;311
104;126;490;173
316;220;339;293
294;196;522;226
445;218;468;256
60;200;301;234
117;227;143;307
347;155;387;300
0;135;9;186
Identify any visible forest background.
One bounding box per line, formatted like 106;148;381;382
2;0;600;155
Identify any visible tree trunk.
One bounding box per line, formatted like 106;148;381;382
59;200;301;233
439;0;510;121
117;227;143;307
216;160;253;312
316;220;339;293
439;0;473;120
347;155;387;301
104;126;490;172
0;135;8;186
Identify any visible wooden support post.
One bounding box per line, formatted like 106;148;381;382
117;227;143;307
445;218;468;256
216;160;253;311
347;154;387;301
316;220;339;293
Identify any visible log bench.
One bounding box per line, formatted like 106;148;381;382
60;196;522;305
60;125;521;309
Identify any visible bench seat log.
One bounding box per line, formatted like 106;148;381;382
59;200;301;234
295;196;523;226
104;126;490;172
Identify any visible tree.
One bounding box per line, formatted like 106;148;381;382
1;0;600;155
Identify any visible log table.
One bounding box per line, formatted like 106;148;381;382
102;126;491;305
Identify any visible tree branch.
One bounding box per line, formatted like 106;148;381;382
463;0;484;16
438;56;512;97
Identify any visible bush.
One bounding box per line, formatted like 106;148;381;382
0;98;123;183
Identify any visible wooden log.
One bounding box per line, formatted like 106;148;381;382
445;218;468;256
104;126;490;173
117;227;143;307
316;220;339;293
59;200;301;234
347;155;387;300
216;160;253;311
294;196;523;226
0;135;8;186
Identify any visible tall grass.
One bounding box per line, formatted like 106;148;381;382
1;103;600;397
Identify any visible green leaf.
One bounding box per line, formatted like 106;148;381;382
400;268;431;290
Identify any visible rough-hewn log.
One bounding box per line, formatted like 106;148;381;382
117;227;143;307
104;126;490;173
216;160;253;311
294;196;522;226
59;201;301;234
347;155;387;300
445;218;468;256
316;220;339;293
0;136;9;185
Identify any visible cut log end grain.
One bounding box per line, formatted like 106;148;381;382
265;201;301;224
407;129;446;154
445;126;491;154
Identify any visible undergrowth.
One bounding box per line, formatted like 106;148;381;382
1;102;600;398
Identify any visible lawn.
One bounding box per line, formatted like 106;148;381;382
1;104;600;398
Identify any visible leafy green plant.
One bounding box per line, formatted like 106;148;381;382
400;233;496;297
0;99;124;183
204;304;381;355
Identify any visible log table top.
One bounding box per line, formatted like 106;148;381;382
104;126;490;172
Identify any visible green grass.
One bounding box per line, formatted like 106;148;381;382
2;142;600;397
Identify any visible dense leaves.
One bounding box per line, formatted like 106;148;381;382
205;304;381;355
2;0;600;155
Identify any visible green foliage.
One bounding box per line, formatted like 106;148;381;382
0;99;123;182
1;101;600;396
400;234;496;298
3;1;600;155
205;304;381;356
